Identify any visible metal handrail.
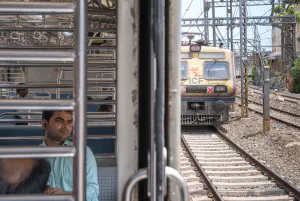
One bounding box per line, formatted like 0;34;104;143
0;50;75;62
0;117;116;123
0;195;74;201
0;147;75;158
0;111;115;118
0;2;75;14
0;112;41;118
122;167;189;201
0;99;75;110
0;135;116;141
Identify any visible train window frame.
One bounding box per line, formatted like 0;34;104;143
203;61;230;80
181;61;188;79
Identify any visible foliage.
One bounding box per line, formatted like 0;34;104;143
273;3;300;22
292;56;300;82
273;5;282;13
291;56;300;93
292;85;300;93
287;5;296;14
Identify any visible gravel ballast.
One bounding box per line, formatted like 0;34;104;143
223;105;300;188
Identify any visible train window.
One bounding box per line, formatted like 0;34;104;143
203;62;229;80
181;61;188;79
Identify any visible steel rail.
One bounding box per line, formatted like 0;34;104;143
249;86;300;102
236;102;300;129
236;95;300;118
181;136;224;201
250;90;299;104
215;126;300;200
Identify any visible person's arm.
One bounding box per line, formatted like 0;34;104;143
45;186;72;195
46;148;99;200
86;147;100;201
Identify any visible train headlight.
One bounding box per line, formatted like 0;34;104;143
190;45;201;52
214;85;227;93
191;103;200;109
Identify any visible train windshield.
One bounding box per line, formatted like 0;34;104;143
204;61;229;80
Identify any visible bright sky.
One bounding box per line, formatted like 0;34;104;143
181;0;274;53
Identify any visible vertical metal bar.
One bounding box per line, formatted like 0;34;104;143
212;0;216;47
239;0;245;117
166;0;181;199
117;0;139;200
204;0;209;44
239;0;248;117
74;0;87;200
153;0;165;199
226;0;229;49
243;0;248;117
263;66;270;132
139;0;153;199
230;0;233;51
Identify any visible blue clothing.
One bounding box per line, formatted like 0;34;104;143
40;140;99;201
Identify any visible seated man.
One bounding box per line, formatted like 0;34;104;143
12;83;36;125
0;158;50;194
97;96;113;112
40;110;99;201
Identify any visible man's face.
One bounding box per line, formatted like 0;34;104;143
19;89;28;97
44;112;73;143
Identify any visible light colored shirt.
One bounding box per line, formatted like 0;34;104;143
40;140;99;201
12;93;36;120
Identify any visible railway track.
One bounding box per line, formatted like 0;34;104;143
180;126;300;201
237;95;300;118
249;87;300;104
236;96;300;129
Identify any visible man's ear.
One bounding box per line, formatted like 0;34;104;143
42;120;48;132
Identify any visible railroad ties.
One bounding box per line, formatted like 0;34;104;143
180;130;295;201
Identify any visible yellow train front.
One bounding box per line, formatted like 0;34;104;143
181;43;236;125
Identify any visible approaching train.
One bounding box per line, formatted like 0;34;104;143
181;41;236;125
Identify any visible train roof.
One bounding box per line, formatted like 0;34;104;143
181;45;232;54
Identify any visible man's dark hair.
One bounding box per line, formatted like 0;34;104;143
97;96;113;112
0;159;51;194
16;83;28;94
42;110;73;122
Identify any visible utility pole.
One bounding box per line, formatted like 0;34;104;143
212;0;216;46
226;0;230;49
263;66;270;132
204;0;210;44
239;0;249;118
230;0;233;51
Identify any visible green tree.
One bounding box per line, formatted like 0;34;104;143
292;56;300;93
273;2;300;22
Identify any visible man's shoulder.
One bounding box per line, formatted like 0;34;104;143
86;146;96;158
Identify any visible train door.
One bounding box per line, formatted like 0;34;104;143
0;0;186;200
118;0;188;201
